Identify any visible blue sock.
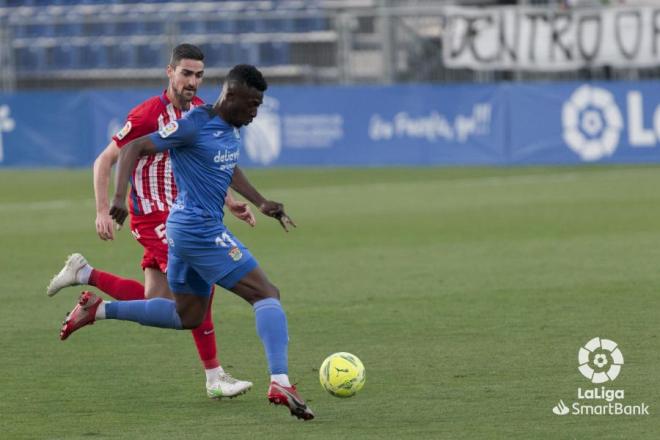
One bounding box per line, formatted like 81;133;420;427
105;298;183;329
253;298;288;375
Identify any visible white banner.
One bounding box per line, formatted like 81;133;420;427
443;6;660;71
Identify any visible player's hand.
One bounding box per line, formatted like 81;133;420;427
259;200;296;232
109;196;129;227
95;212;115;241
227;200;256;227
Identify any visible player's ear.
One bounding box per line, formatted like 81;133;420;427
166;64;174;78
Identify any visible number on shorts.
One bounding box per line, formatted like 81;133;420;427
154;223;167;244
215;231;237;248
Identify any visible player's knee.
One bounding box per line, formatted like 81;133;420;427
180;313;204;329
175;305;205;329
255;283;280;301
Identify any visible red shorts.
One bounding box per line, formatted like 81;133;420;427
130;211;169;273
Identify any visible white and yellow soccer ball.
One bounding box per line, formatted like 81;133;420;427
319;352;366;398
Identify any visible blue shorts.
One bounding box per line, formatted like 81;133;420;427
166;222;258;296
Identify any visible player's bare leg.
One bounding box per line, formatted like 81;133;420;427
172;294;209;329
229;268;314;420
143;268;173;299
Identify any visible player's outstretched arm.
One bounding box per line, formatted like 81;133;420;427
110;136;158;226
230;165;296;232
93;141;120;240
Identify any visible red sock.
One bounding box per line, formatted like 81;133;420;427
192;287;220;370
89;269;145;301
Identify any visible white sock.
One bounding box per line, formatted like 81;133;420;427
95;302;107;320
205;366;224;383
77;264;93;284
271;374;291;387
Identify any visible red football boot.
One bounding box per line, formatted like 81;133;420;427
60;291;102;340
267;381;315;420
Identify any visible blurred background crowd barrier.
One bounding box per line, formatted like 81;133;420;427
3;81;660;167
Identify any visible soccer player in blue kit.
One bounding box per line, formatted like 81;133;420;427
59;64;314;420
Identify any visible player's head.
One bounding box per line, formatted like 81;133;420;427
167;43;205;108
218;64;267;127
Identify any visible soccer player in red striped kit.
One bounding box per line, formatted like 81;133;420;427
47;43;254;398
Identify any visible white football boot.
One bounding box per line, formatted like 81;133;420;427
206;371;253;399
47;253;89;297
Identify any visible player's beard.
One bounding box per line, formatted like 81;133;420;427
174;87;196;110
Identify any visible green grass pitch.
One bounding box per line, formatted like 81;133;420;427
1;166;659;439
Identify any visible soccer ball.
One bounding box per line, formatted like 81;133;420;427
319;352;366;398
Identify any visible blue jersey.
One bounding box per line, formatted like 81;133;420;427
149;105;241;226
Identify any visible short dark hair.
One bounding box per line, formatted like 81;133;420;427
170;43;204;67
226;64;268;92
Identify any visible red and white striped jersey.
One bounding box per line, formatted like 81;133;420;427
113;90;204;216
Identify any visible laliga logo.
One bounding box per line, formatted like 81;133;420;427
244;96;281;166
562;85;623;162
578;337;624;384
550;337;649;417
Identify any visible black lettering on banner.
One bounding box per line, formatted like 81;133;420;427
447;14;472;60
615;10;642;59
498;9;519;63
468;14;499;63
653;9;660;56
525;12;545;63
550;12;572;62
577;14;602;61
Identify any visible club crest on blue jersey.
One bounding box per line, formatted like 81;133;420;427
159;121;179;138
229;247;243;262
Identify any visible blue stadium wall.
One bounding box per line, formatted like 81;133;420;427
2;81;660;167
